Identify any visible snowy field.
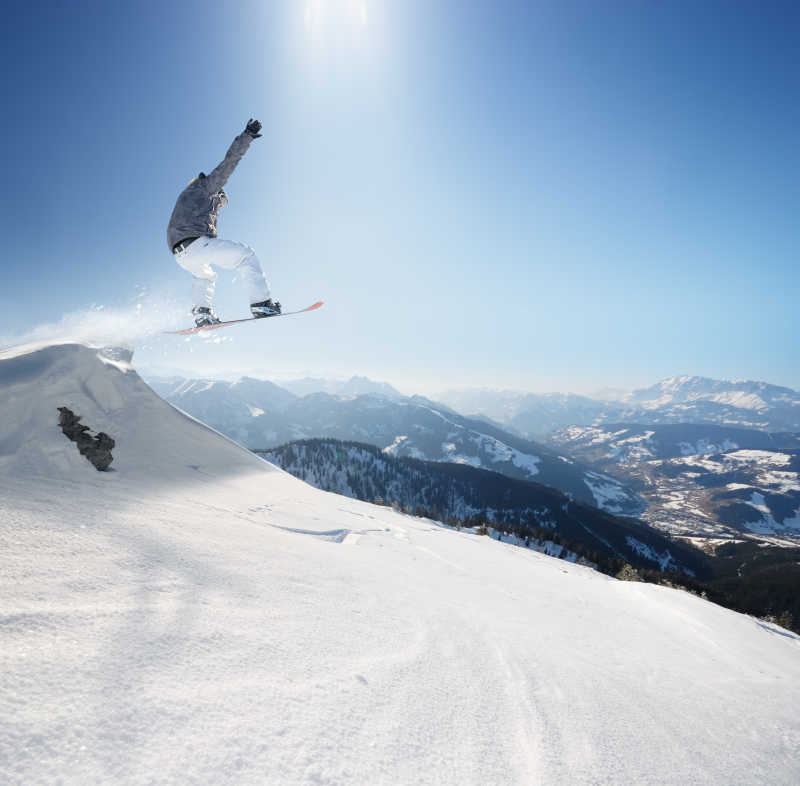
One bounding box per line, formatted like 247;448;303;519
2;343;800;785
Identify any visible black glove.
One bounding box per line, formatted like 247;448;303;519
245;118;262;139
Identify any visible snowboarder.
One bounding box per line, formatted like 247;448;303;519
167;118;280;327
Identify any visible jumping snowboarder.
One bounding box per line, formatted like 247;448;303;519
167;118;280;327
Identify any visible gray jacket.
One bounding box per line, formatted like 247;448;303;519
167;132;254;250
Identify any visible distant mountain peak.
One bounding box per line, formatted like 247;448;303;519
626;375;800;413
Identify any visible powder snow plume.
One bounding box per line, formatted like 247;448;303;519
0;291;188;352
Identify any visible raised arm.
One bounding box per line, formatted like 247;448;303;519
204;119;262;192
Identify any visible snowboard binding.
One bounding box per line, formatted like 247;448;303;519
250;299;282;318
192;306;222;327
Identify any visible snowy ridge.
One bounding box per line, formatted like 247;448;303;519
3;344;800;785
0;344;268;483
385;427;542;476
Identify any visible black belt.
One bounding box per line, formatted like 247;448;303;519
172;236;200;254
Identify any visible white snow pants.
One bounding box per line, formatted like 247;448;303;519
174;236;270;309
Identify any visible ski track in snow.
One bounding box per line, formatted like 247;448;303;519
2;343;800;785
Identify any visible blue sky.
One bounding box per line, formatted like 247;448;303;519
2;0;798;394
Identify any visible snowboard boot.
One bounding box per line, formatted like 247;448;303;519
192;306;222;327
250;299;282;318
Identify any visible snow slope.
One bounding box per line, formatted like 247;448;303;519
2;343;800;785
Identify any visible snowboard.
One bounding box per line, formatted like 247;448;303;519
166;301;323;335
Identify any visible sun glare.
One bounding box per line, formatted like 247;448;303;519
304;0;368;29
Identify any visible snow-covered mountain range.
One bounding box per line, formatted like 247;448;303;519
624;375;800;410
147;376;645;517
617;375;800;430
436;375;800;436
3;342;800;785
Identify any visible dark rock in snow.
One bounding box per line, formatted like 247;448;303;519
57;407;115;471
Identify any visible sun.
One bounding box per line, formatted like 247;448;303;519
304;0;368;29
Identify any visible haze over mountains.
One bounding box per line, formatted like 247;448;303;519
436;375;800;436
